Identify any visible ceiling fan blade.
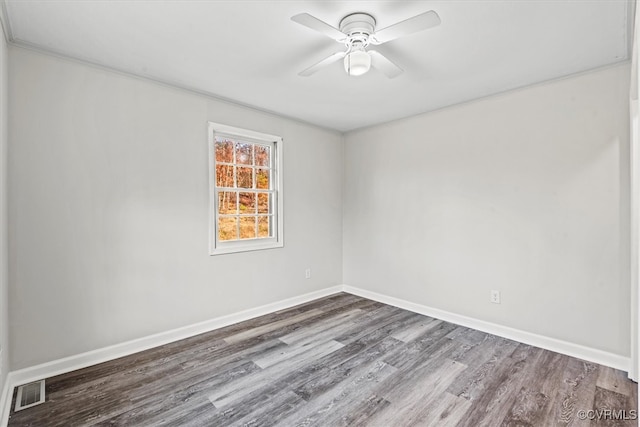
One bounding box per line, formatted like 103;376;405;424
369;51;403;78
373;11;441;44
299;51;347;76
291;13;345;41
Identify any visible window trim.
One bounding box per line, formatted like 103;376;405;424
208;122;284;255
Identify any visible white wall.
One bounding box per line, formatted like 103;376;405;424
344;63;631;357
628;0;639;381
0;16;8;395
8;47;343;369
7;44;632;370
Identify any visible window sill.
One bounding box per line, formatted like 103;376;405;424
209;241;284;256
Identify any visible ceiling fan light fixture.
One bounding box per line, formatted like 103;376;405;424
344;49;371;76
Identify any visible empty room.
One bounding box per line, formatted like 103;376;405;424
0;0;638;425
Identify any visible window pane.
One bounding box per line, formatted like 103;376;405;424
215;139;234;164
256;169;270;190
235;142;253;165
218;192;237;214
239;192;256;213
255;145;270;167
216;164;234;188
240;216;257;239
257;193;269;214
218;216;237;241
237;167;253;188
258;216;270;238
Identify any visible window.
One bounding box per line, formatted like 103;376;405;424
209;122;283;255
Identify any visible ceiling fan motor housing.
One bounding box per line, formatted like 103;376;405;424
340;13;376;48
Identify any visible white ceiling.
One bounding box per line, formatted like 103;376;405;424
2;0;634;132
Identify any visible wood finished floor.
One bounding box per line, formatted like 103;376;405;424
8;293;638;426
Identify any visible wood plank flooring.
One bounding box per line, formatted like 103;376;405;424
7;293;638;426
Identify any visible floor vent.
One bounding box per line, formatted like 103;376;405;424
14;380;45;412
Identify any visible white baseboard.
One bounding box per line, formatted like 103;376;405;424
0;285;344;426
342;285;630;372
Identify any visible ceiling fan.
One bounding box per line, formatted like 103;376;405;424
291;10;441;78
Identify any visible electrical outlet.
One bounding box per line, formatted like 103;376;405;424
305;268;311;279
490;290;501;304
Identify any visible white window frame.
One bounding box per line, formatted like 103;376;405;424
208;122;284;255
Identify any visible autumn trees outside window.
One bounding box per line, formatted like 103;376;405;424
209;122;283;255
